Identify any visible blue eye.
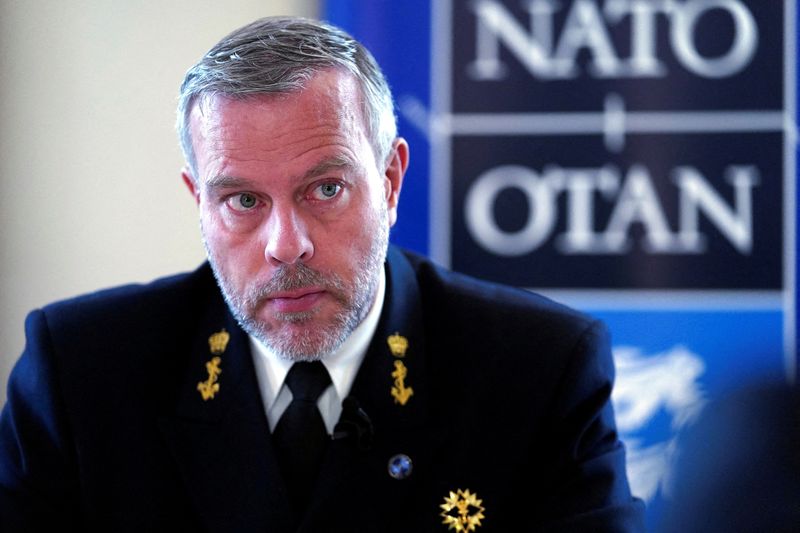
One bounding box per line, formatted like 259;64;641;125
228;193;258;211
314;183;342;200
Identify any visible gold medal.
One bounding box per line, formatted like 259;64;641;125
440;489;485;532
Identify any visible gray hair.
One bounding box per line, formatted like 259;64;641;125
176;17;397;180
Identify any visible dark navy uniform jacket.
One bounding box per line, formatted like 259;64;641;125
0;246;644;532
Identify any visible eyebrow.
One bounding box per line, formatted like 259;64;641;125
203;154;359;191
301;154;358;180
204;174;252;190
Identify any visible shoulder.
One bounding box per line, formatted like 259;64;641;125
14;263;222;417
398;247;599;340
390;247;612;397
22;263;220;379
37;263;215;334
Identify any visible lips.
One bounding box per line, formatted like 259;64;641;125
267;288;325;313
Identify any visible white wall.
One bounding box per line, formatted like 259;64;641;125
0;0;318;404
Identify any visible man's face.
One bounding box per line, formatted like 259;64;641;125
184;70;407;360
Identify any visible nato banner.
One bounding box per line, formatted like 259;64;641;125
326;1;796;529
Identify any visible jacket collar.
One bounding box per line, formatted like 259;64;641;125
159;247;435;532
157;266;294;532
300;246;436;531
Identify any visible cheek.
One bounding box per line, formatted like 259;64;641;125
202;202;254;239
339;204;386;253
200;211;225;248
201;211;260;265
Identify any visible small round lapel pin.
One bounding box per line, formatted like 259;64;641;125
387;454;413;480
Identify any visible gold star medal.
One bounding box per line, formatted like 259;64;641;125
440;489;485;532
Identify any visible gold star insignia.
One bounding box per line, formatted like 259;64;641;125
440;489;485;532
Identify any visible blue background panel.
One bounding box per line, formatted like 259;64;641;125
326;1;796;530
595;309;786;531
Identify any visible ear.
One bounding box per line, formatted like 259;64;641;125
383;138;409;228
181;166;201;206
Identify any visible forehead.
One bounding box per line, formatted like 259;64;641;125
187;71;377;184
188;69;367;154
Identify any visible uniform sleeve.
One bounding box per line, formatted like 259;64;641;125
0;310;82;531
538;320;646;532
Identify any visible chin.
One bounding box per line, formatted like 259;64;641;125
253;318;351;362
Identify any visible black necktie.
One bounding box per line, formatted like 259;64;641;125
273;361;332;514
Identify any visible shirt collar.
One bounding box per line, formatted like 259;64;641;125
249;266;386;409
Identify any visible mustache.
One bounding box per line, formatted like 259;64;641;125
244;263;346;307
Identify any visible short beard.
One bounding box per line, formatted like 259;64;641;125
203;206;389;361
236;263;363;361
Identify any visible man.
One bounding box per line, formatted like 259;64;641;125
0;17;644;532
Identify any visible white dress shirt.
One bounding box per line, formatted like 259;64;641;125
249;268;386;434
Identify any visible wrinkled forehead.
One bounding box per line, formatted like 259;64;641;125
186;70;380;181
189;69;368;137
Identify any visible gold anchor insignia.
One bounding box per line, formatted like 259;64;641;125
197;356;222;401
208;329;230;355
390;360;414;406
440;489;486;532
387;333;409;358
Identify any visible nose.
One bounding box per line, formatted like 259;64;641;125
263;205;314;265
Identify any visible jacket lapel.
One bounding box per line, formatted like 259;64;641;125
300;247;443;531
157;275;293;533
158;249;442;532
